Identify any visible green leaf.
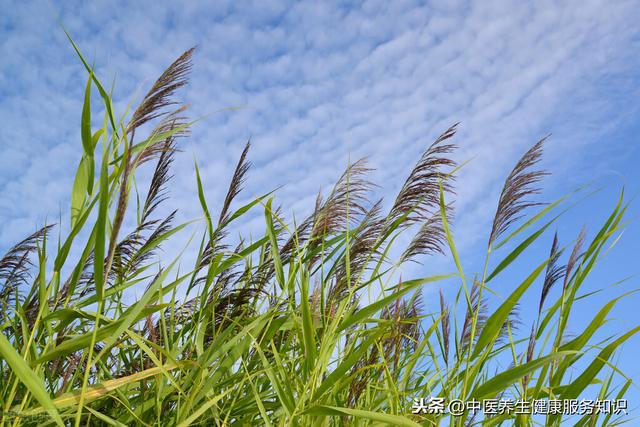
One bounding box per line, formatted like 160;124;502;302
265;198;285;289
194;160;213;242
93;141;110;299
175;387;235;427
64;29;118;134
54;194;98;273
560;326;640;399
94;264;176;362
34;305;165;365
302;405;421;427
471;352;569;400
338;275;451;332
472;260;547;359
486;217;554;282
223;191;274;226
439;181;465;284
253;340;295;417
493;196;567;250
71;155;91;227
44;363;180;410
559;291;636;353
0;333;64;426
312;329;384;399
81;72;93;156
85;408;129;427
300;267;317;371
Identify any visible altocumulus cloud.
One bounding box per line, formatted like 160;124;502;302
0;0;639;270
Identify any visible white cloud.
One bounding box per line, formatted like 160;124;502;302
0;0;638;269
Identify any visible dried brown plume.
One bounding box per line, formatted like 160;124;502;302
488;138;549;247
388;124;458;226
538;232;565;313
439;289;450;366
563;226;586;290
127;48;195;133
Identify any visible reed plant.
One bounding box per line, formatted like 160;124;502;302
0;38;635;426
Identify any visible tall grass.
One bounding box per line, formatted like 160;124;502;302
0;39;636;426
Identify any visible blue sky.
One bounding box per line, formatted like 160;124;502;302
2;0;640;415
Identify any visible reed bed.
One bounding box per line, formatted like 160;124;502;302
0;38;635;426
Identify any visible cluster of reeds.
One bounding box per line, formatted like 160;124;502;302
0;38;635;427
